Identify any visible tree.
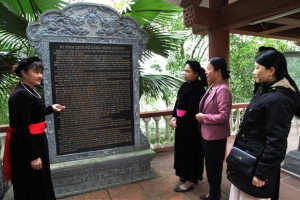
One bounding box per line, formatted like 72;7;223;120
163;14;209;79
229;34;299;103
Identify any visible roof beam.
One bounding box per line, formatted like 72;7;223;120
259;24;299;35
257;16;300;35
183;5;217;27
218;0;300;29
231;29;300;42
179;0;300;41
180;0;203;8
163;0;203;7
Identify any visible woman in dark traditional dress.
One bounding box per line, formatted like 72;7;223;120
171;60;207;192
3;57;65;200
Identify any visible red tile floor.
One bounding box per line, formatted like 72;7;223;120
60;126;300;200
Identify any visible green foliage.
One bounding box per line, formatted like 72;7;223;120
0;73;18;103
163;14;208;79
0;0;67;52
150;63;162;72
140;120;175;145
0;0;67;108
0;94;9;124
229;34;299;103
124;0;181;26
139;66;183;106
124;0;188;62
0;2;28;51
141;23;188;61
285;55;300;89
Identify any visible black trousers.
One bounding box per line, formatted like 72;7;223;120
271;166;280;200
202;138;227;198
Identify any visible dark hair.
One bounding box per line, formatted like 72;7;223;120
255;50;300;117
14;56;43;77
253;46;277;94
208;57;230;79
257;46;276;54
255;50;288;80
185;60;208;86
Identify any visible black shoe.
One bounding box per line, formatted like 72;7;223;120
174;184;194;193
199;194;220;200
179;177;186;182
200;194;209;200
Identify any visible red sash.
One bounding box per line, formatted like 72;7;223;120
28;121;46;134
3;121;46;181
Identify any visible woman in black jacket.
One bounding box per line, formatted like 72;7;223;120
227;50;300;199
171;60;207;192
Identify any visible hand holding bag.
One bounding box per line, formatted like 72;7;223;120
226;146;257;178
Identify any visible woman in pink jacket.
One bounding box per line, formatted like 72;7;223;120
196;57;232;200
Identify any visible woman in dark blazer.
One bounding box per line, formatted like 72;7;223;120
171;60;207;192
227;50;300;199
196;57;232;200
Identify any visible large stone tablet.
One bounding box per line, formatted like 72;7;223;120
27;3;154;197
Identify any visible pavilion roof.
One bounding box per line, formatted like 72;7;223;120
164;0;300;43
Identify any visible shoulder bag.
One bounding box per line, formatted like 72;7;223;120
226;146;257;178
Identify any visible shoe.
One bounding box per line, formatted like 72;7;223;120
199;194;220;200
200;194;209;200
179;177;186;182
174;184;194;192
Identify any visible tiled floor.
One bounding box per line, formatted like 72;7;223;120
60;126;300;200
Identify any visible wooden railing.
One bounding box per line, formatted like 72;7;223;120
0;103;249;160
0;125;7;162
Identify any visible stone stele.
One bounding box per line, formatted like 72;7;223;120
26;3;154;198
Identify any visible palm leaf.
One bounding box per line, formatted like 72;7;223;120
0;73;18;102
0;0;67;52
123;1;188;61
139;67;183;101
141;23;188;60
1;0;67;22
33;0;67;12
124;0;181;26
0;2;28;45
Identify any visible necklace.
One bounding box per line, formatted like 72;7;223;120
20;82;41;99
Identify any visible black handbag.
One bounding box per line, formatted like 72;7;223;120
226;146;257;178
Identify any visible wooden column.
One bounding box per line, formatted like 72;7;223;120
208;0;229;66
208;28;229;63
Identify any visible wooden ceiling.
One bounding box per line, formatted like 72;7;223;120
164;0;300;43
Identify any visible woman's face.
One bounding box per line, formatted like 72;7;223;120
21;67;43;88
205;62;220;84
183;64;198;82
253;62;274;84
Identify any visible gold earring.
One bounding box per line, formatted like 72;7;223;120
269;75;272;79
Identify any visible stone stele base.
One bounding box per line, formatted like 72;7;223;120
51;149;155;198
282;149;300;177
